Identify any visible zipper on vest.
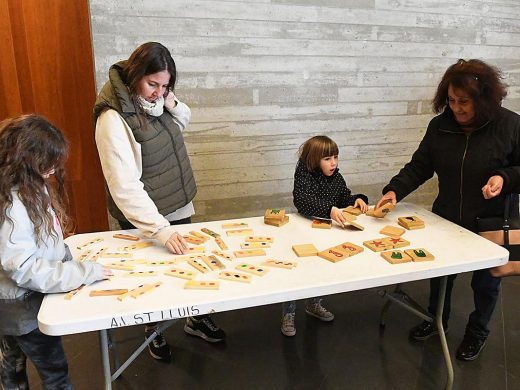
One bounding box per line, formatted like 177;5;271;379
459;134;470;223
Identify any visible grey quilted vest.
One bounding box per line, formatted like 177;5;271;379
93;61;197;222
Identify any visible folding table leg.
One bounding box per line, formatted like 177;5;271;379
99;329;112;390
436;276;453;390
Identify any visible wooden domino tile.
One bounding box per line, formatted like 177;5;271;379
78;250;92;262
222;222;249;229
235;263;269;276
292;244;318;257
264;215;289;227
201;228;220;238
188;258;210;273
183;235;205;245
184;246;205;254
405;248;435;262
226;228;254;237
164;267;197;280
343;206;362;216
334;242;364;256
214;236;229;250
117;285;143;301
219;271;252;283
145;260;178;266
366;203;395;218
100;252;133;258
343;218;364;231
246;236;273;243
398;216;425;230
202;255;226;270
318;247;350;263
363;239;393;252
114;259;146;265
124;271;157;277
382;236;410;249
379;225;406;237
240;241;271;249
184;280;220;290
76;238;103;250
381;250;413;264
312;219;332;229
113;233;140;241
261;259;296;269
91;247;108;261
212;250;234;261
189;231;210;242
118;241;155;251
105;263;135;271
264;208;285;221
233;249;266;258
64;285;84;300
130;282;162;298
89;289;129;297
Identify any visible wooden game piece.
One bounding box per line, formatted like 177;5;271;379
117;285;143;301
114;259;146;265
264;215;289;227
202;255;226;270
398;216;425;230
189;231;210;242
261;259;296;269
318;247;350;263
125;271;157;277
188;258;210;273
292;244;318;257
264;208;285;221
405;248;435;262
246;236;273;243
235;263;269;276
118;241;155;251
380;225;406;237
201;228;220;238
164;267;197;280
100;252;133;258
76;238;103;250
183;235;205;245
363;239;393;252
312;219;332;229
219;271;252;283
78;250;92;262
184;246;205;254
113;233;140;241
130;282;162;298
222;222;249;229
344;206;362;216
343;219;364;231
240;241;271;249
226;228;254;236
212;250;234;261
105;263;135;271
334;242;364;256
233;249;266;258
64;285;84;300
381;250;413;264
89;289;129;297
184;280;220;290
145;260;178;266
382;236;410;249
214;236;228;250
91;247;108;261
366;202;395;218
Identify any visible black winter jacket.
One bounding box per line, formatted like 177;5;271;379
383;107;520;232
293;161;368;219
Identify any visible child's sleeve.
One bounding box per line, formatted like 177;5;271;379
293;169;336;218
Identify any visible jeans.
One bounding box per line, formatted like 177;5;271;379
428;269;501;340
283;297;322;315
0;328;72;390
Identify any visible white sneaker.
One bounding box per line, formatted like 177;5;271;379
305;301;334;322
281;313;296;336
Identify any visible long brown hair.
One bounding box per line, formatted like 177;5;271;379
0;115;70;242
298;136;339;172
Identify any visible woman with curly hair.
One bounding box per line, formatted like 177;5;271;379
376;59;520;361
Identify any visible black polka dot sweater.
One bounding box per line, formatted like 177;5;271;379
293;160;368;219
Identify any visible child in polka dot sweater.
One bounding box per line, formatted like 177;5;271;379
281;135;368;337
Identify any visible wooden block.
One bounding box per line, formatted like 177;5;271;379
183;235;205;245
202;255;226;270
78;250;92;262
201;228;220;238
318;247;350;263
292;244;318;257
188;258;211;273
91;247;108;261
334;242;364;256
76;238;103;250
212;250;234;261
124;271;157;277
398;216;425;229
89;289;128;297
382;236;410;249
366;203;395;218
261;259;296;269
405;248;435;262
113;233;139;241
344;206;362;216
246;236;273;243
226;228;254;236
264;208;285;221
343;219;364;231
264;215;289;227
189;231;210;242
164;267;197;280
184;246;205;254
219;271;252;283
398;220;425;230
114;259;146;265
105;263;135;271
118;241;155;251
380;225;406;237
184;280;220;290
64;285;84;300
236;263;269;276
130;282;162;298
214;236;228;250
145;260;178;266
381;250;413;264
100;252;133;258
240;241;271;249
312;219;332;229
233;249;266;258
222;222;249;229
363;239;393;252
342;212;357;221
117;285;143;301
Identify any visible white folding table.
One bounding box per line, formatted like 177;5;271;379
38;203;508;390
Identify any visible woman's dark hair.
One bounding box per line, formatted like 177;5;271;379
298;136;339;172
122;42;177;97
432;59;507;123
0;114;70;242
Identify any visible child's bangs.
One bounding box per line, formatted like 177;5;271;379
320;142;339;158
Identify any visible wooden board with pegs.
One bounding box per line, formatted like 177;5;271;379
91;247;108;261
212;250;234;261
214;236;229;250
235;263;269;276
124;271;157;277
233;249;266;258
164;267;197;280
89;289;129;297
226;228;254;237
189;231;210;242
183;235;205;245
130;282;163;299
201;228;220;238
187;258;211;273
184;280;220;290
221;222;249;229
118;241;155;251
78;250;92;262
219;271;252;283
105;263;135;271
202;255;226;270
261;259;297;269
100;252;133;258
240;241;271;249
76;238;103;250
113;233;140;241
245;236;273;243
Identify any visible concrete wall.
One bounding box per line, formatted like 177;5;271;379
89;0;520;222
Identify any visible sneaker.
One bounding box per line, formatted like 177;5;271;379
456;335;486;361
144;329;171;361
184;315;225;343
305;301;334;322
281;313;296;336
409;321;448;341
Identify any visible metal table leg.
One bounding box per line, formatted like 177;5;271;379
436;276;453;390
99;329;112;390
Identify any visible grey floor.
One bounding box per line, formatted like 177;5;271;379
28;272;520;390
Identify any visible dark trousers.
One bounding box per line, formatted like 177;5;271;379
428;269;501;340
0;328;72;390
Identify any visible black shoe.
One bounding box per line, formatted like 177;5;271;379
456;335;486;361
409;321;449;341
145;329;172;361
184;315;225;343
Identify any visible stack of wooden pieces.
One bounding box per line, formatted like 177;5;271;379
264;208;289;227
398;216;425;230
